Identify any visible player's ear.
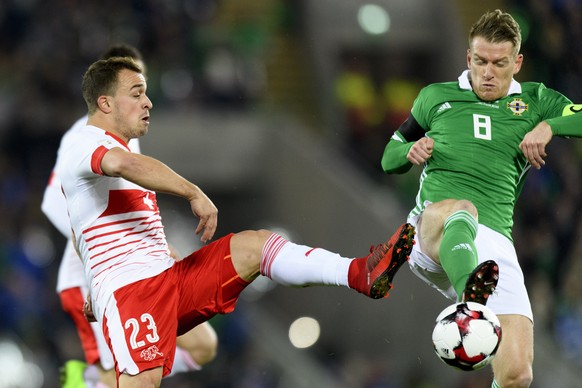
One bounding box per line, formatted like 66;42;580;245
97;95;112;113
513;53;524;75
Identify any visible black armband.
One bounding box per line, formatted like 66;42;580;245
398;114;426;142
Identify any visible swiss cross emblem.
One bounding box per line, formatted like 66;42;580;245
143;192;154;210
140;345;163;361
507;98;528;116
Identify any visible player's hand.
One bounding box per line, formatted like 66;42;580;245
407;137;434;165
83;294;97;323
520;121;553;170
189;189;218;243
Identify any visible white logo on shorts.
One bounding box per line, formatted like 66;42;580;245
141;345;164;361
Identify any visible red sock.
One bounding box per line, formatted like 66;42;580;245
347;256;367;289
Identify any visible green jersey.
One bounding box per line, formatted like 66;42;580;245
383;71;572;240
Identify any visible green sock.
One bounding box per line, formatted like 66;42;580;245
439;210;478;300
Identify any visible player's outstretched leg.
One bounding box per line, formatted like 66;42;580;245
462;259;499;305
349;223;415;299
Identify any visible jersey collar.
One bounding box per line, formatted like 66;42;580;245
105;131;131;151
88;125;131;151
458;70;522;96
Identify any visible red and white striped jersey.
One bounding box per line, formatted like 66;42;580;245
58;124;174;317
42;115;142;293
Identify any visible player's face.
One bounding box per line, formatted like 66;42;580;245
467;37;523;102
112;69;152;140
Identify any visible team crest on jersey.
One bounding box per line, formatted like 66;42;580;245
507;98;528;116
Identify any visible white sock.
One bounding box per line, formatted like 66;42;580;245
261;233;352;287
167;346;201;377
83;364;99;387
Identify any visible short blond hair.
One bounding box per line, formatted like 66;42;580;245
469;9;522;56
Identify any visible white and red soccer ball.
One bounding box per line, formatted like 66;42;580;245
432;302;502;371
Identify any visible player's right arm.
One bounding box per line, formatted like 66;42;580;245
381;113;431;174
100;147;218;242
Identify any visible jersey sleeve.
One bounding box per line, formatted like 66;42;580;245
381;132;414;174
66;130;123;179
532;84;579;136
409;86;432;130
381;89;430;174
90;145;110;175
546;103;582;137
538;85;571;116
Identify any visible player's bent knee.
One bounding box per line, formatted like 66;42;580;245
496;364;533;388
429;198;477;219
233;229;273;248
424;199;478;224
451;199;478;218
195;327;218;366
254;229;275;241
496;374;533;388
176;323;219;367
196;344;217;366
231;229;273;281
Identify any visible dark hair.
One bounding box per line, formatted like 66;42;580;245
100;44;143;62
469;9;522;56
82;57;143;114
100;44;146;74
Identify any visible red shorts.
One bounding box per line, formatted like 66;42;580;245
104;233;250;377
60;287;100;365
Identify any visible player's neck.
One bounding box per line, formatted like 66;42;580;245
87;115;130;144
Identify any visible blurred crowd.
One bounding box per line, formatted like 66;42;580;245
1;0;582;386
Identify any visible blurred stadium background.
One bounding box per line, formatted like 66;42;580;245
1;0;582;387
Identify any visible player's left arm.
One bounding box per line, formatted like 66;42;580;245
520;104;582;169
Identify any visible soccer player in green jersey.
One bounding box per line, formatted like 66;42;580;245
381;9;582;388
